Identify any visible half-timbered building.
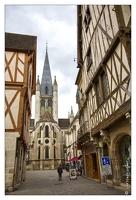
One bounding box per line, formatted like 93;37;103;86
76;5;131;190
5;32;37;191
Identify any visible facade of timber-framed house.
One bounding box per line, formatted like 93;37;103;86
5;32;37;192
76;5;131;190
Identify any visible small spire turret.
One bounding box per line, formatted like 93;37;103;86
36;75;40;91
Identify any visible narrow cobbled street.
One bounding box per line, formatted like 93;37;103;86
5;170;129;195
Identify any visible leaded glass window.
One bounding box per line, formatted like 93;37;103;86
96;80;102;106
101;71;109;99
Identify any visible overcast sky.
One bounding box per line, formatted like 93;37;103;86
5;4;79;119
4;1;134;119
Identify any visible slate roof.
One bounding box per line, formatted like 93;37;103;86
5;32;37;51
40;49;53;96
58;119;70;128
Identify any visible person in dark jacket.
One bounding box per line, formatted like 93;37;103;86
57;164;63;181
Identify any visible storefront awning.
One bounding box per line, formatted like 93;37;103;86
69;155;82;162
68;157;78;162
78;155;82;160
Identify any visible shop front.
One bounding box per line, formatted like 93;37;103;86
83;141;100;180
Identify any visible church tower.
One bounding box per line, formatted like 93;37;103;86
29;44;63;170
35;44;58;123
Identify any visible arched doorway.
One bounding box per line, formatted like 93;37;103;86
119;135;131;183
112;133;131;185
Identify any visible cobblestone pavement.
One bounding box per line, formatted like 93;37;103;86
5;170;130;195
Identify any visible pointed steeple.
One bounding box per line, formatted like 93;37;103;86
36;75;40;91
71;106;74;117
69;106;74;123
53;76;57;85
40;42;52;95
37;75;40;84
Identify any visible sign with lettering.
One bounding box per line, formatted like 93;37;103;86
101;156;112;175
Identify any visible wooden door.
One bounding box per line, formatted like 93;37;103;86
91;153;98;179
85;154;93;178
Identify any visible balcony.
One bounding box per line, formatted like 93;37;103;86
77;121;90;142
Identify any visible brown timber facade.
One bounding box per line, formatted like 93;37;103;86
5;32;37;192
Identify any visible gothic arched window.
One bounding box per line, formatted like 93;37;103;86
54;146;56;159
37;147;40;159
41;99;45;107
48;99;52;107
45;125;49;138
45;146;49;158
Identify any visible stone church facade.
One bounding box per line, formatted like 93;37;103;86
27;46;74;170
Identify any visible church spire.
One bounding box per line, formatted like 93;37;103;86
36;75;40;91
53;76;57;85
36;75;40;84
40;43;52;96
46;41;48;52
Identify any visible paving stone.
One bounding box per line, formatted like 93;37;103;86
5;170;130;195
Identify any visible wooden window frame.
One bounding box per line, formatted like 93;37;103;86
86;46;93;70
84;5;91;33
95;70;109;107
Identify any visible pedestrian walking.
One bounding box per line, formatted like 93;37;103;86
57;164;63;181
